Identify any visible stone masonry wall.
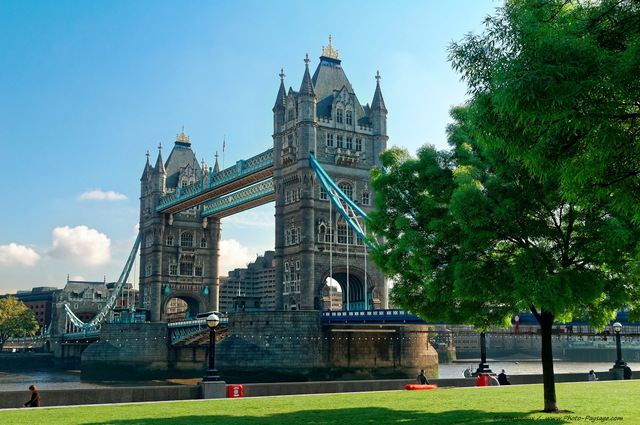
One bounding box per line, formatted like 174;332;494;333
216;311;438;380
81;322;170;379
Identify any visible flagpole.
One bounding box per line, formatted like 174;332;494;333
223;135;226;169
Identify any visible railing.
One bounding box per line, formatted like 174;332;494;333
168;318;228;345
62;329;101;341
321;309;437;325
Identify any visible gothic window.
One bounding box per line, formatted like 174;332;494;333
337;224;355;245
287;134;294;148
145;263;152;277
362;191;371;206
324;227;334;243
346;110;353;125
181;179;189;188
355;138;362;151
319;185;328;200
166;235;174;246
285;190;290;204
180;261;193;276
338;182;353;200
337;135;344;148
337;224;347;244
195;265;203;277
336;108;343;124
346;137;353;150
145;233;153;248
180;232;193;247
326;133;334;147
200;238;207;248
169;264;178;276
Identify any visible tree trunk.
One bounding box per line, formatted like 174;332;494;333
538;309;558;412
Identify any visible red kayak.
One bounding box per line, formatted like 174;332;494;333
405;384;438;390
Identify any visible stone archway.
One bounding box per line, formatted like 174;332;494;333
319;267;370;311
162;295;203;322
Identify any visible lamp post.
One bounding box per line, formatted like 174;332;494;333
608;322;625;380
202;313;221;381
474;331;492;376
612;322;625;369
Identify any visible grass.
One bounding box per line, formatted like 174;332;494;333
2;381;638;424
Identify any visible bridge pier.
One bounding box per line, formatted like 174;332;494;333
216;311;438;381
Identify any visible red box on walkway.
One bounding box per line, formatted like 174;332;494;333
227;385;244;398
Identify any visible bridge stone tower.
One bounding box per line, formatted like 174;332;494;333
139;129;221;322
273;39;388;310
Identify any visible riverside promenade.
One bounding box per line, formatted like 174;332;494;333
0;372;624;409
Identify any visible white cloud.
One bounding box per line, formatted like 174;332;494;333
68;275;87;282
77;190;127;201
219;239;258;276
48;226;111;266
0;243;41;266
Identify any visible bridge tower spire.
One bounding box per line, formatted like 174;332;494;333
273;38;388;311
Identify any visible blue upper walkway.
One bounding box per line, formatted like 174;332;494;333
156;148;274;217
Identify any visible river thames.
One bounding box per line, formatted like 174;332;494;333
2;359;637;392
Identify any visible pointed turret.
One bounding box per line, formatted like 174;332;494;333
370;71;388;136
273;68;287;110
155;143;165;174
141;150;152;180
371;71;387;112
213;151;220;174
299;54;315;96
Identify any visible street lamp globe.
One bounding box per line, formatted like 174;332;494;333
207;313;220;329
612;322;622;333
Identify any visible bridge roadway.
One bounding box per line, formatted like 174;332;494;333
156;148;274;217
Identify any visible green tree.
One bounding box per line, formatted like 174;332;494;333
448;0;640;220
367;106;640;412
0;296;39;350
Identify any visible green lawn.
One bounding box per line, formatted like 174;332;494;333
2;381;638;424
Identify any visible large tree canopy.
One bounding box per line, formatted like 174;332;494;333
449;0;640;220
0;296;38;350
367;106;640;412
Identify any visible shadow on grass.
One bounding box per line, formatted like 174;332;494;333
81;407;573;424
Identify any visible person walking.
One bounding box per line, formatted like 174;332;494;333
22;385;40;407
417;369;430;385
623;363;632;380
498;369;511;385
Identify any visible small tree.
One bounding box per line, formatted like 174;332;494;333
367;106;640;412
0;297;39;350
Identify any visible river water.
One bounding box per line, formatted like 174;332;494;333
1;359;637;392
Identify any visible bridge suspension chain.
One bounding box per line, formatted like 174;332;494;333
309;153;372;249
63;233;141;330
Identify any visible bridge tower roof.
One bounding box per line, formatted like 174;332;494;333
311;36;364;118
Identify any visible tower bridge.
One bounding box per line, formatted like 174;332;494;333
69;39;442;380
137;38;389;323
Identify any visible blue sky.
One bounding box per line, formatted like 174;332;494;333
0;0;500;294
